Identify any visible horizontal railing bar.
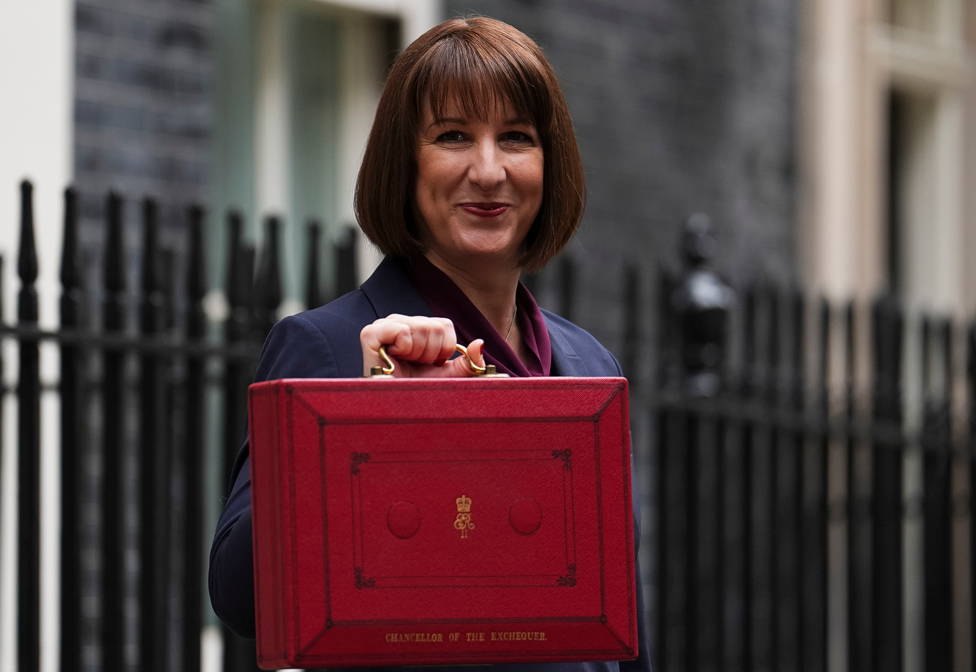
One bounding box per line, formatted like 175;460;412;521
649;394;965;456
0;371;238;396
0;325;262;360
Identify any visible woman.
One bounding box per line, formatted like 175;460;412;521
209;17;650;672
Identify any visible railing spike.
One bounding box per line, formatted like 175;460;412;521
254;215;282;339
306;220;322;309
334;225;358;298
59;185;85;671
60;187;82;294
187;205;207;339
105;191;126;295
18;180;38;322
141;198;161;296
16;178;40;672
226;210;244;309
101;189;126;672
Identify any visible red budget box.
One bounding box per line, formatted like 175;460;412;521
248;377;636;669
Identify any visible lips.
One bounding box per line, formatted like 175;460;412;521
460;203;509;217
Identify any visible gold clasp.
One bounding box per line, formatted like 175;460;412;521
367;343;510;378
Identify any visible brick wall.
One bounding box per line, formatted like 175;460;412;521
73;0;214;308
446;0;799;355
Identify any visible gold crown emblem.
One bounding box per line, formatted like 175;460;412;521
456;495;472;513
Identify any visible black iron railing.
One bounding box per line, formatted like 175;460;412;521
4;181;357;672
4;185;976;672
649;217;975;672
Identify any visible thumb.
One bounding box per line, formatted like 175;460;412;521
465;339;485;371
444;339;485;377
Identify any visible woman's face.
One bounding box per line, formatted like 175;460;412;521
414;95;544;272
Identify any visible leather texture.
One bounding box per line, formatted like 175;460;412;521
208;257;653;672
249;377;635;668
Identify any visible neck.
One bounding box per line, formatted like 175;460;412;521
422;251;520;337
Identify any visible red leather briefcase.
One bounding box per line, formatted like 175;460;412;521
248;376;636;669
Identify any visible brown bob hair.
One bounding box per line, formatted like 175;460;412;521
354;17;585;272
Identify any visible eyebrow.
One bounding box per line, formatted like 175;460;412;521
427;116;534;131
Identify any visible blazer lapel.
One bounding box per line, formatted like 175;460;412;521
544;314;588;377
360;257;433;319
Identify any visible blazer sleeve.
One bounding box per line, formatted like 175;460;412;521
208;314;341;638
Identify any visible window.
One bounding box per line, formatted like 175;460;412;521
211;0;430;312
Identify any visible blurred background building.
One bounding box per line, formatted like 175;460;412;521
2;0;976;671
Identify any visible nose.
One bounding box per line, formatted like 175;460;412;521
467;137;506;190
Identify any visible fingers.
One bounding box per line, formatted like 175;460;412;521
360;315;457;377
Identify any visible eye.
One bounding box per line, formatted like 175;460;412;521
499;131;536;146
435;130;467;144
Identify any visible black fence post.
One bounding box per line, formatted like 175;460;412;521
60;186;86;671
183;205;207;672
138;197;171;672
846;300;871;672
922;318;953;671
871;295;904;672
254;216;282;341
222;211;261;672
806;297;829;672
17;179;41;672
334;225;358;299
968;321;976;672
101;191;127;672
306;220;323;310
774;290;803;672
223;210;252;485
740;286;759;672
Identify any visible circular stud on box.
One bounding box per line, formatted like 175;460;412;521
509;497;542;535
387;501;421;539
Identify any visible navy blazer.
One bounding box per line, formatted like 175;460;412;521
209;257;652;672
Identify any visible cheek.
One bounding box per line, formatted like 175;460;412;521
518;154;544;203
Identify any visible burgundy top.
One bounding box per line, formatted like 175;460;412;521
401;255;552;377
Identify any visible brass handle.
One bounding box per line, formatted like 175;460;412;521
368;343;508;378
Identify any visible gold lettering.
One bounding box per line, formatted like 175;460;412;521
384;632;445;643
488;631;548;642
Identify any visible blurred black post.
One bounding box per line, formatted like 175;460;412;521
253;216;282;341
223;210;252;484
871;295;904;672
968;322;976;668
60;186;86;671
222;211;261;672
183;205;207;672
138;197;171;672
101;191;127;672
653;269;673;672
846;301;871;672
17;180;41;672
306;220;323;309
805;297;829;672
740;286;759;672
922;319;953;671
0;256;3;638
334;225;358;299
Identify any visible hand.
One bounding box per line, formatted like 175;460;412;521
360;314;485;378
